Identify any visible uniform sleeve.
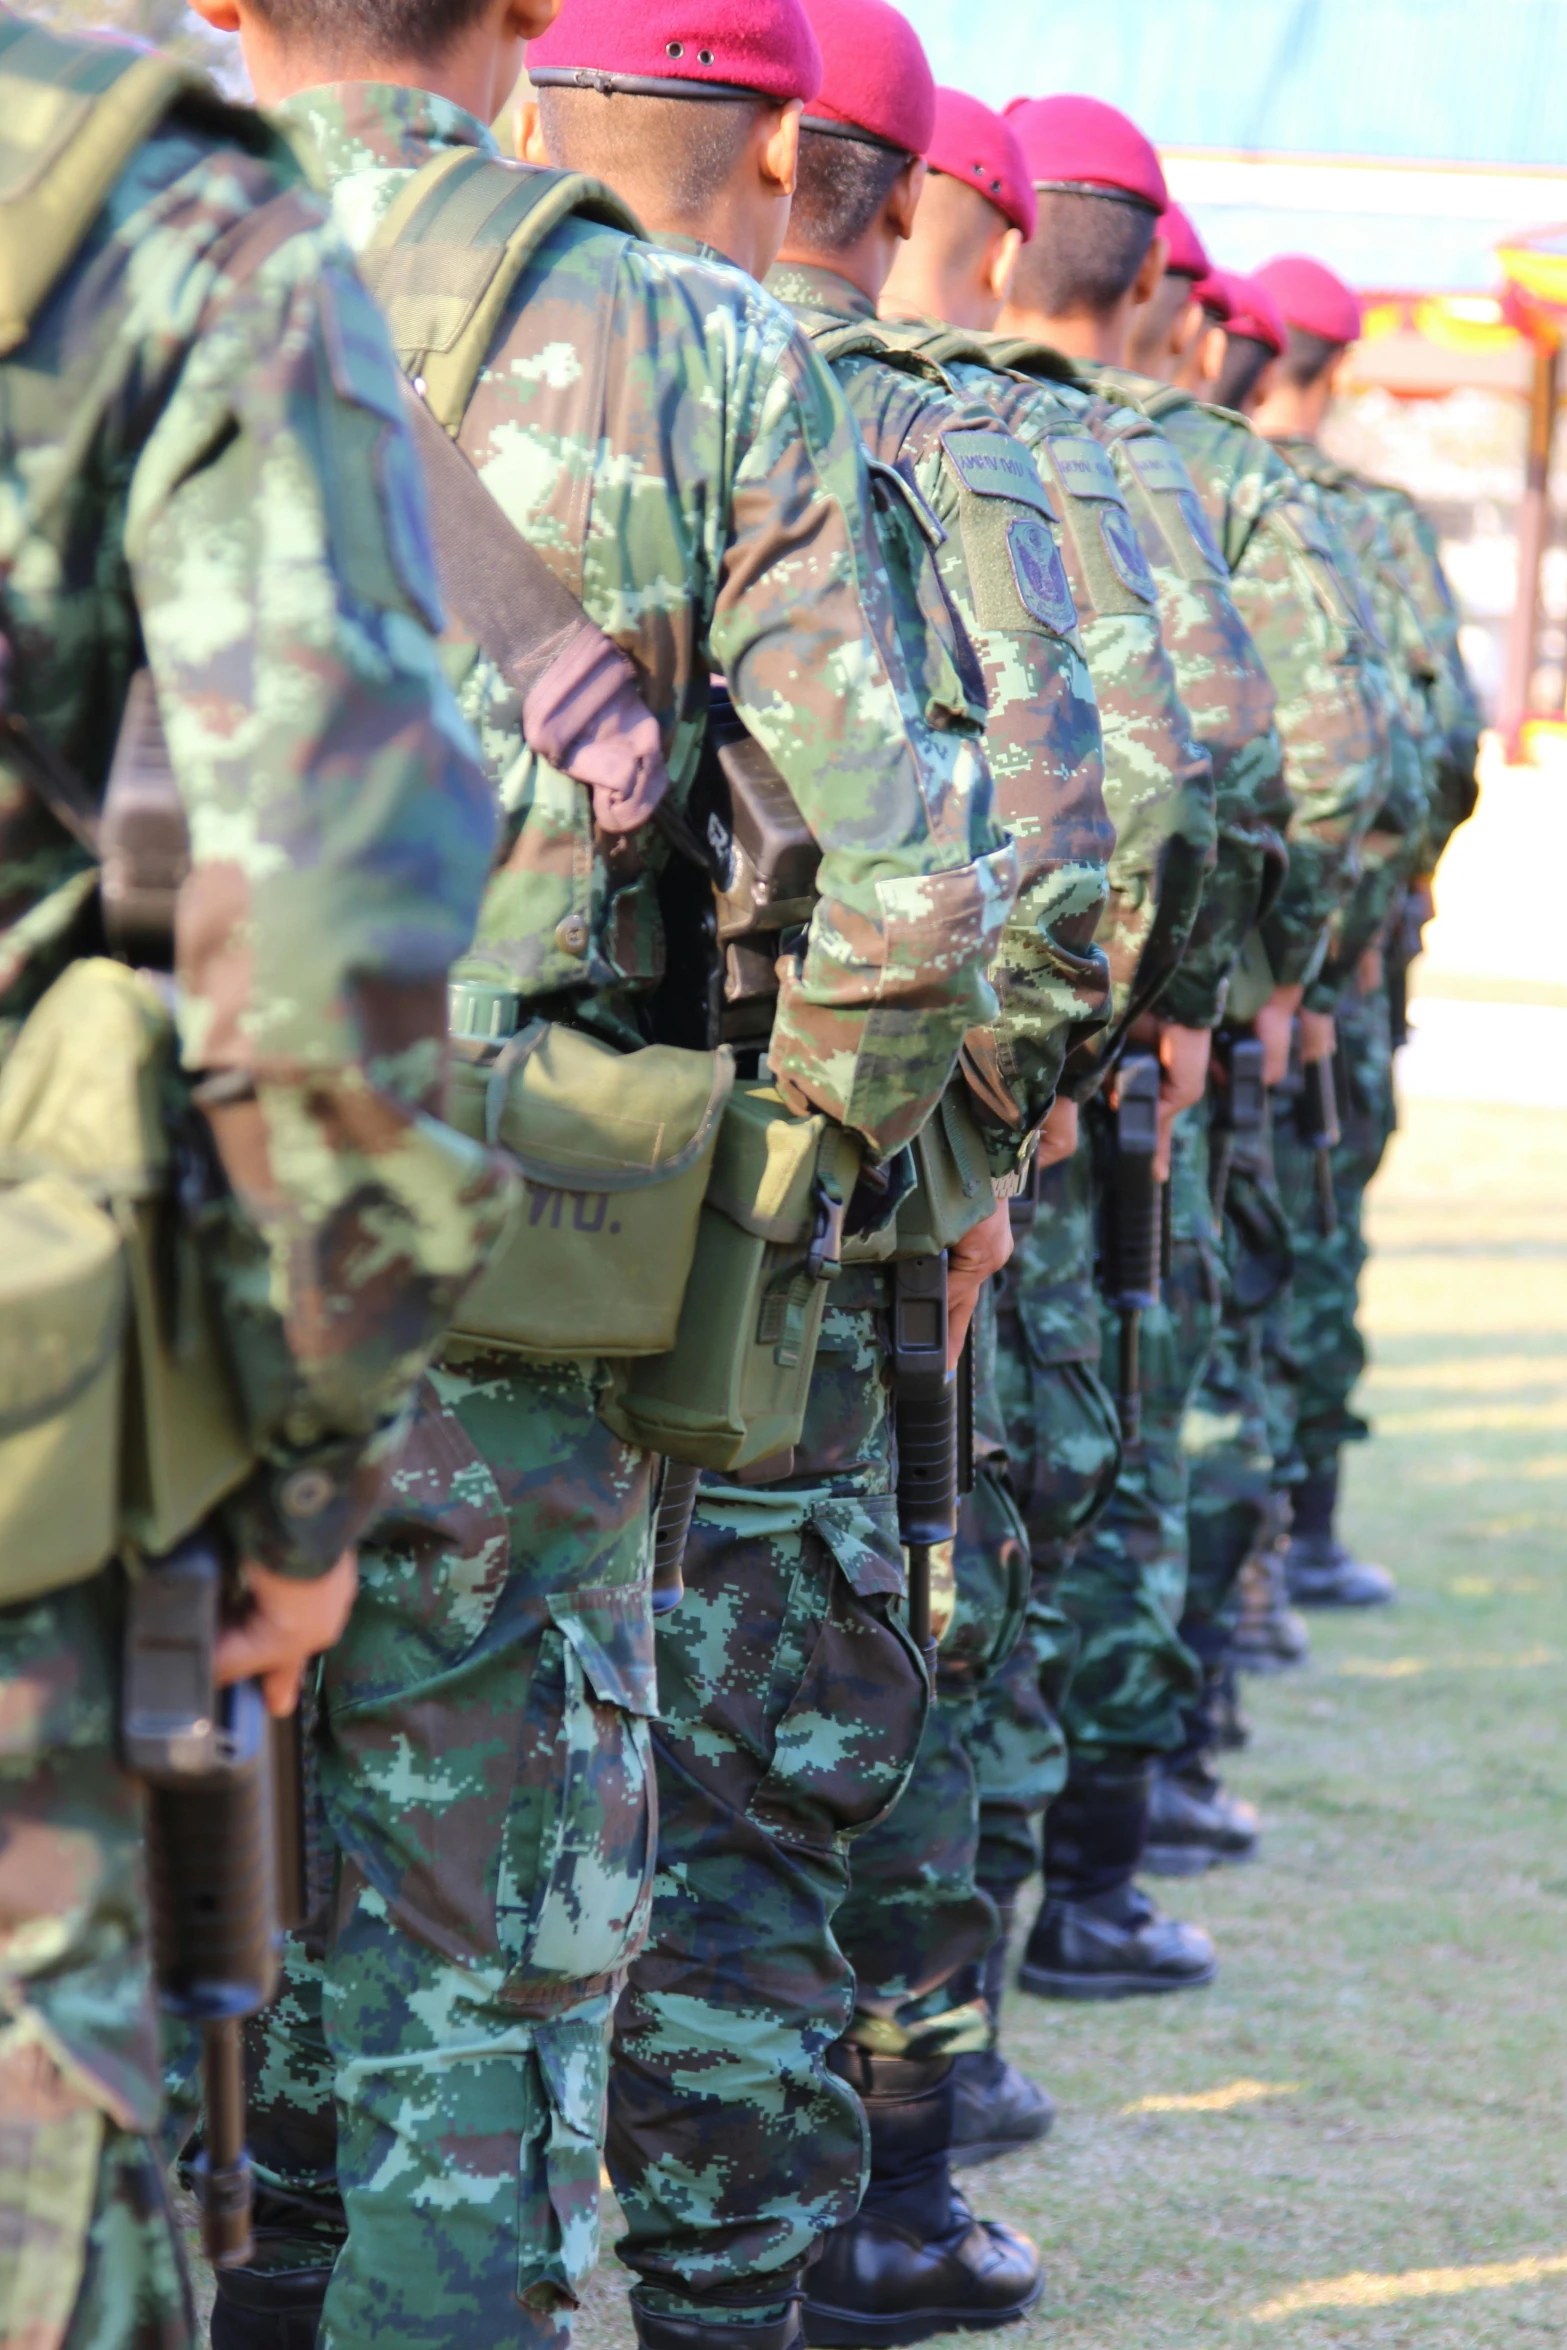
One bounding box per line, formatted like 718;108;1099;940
708;329;1020;1158
126;201;514;1576
1234;493;1388;994
910;416;1112;1167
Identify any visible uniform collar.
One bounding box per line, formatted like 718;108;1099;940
764;260;876;324
271;81;496;185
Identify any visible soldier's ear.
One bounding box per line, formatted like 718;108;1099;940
516;98;549;166
188;0;242;29
984;225;1022;305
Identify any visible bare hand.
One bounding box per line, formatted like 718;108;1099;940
1298;1008;1336;1066
945;1199;1013;1369
1153;1023;1212;1181
1356;944;1384;996
1033;1095;1079;1171
1252;982;1304;1089
215;1552;359;1718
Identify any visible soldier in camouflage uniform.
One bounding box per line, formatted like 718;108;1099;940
521;7;1108;2339
0;14;514;2349
1091;257;1398;1835
196;1;1019;2346
1251;255;1479;1611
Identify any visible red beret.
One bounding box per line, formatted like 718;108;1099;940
1003;93;1167;214
527;0;822;105
1193;269;1232;322
799;0;935;157
1158;202;1209;280
1210;268;1285;355
927;87;1036;239
1255;254;1361;346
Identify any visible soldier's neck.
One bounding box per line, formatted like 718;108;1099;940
996;299;1128;367
240;25;520;129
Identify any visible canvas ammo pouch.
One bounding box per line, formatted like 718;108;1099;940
443;1005;733;1358
0;959;251;1605
599;1081;861;1471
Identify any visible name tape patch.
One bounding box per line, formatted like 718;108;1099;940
1006;516;1078;636
1125;436;1192;497
1044;435;1122;503
943;428;1055;517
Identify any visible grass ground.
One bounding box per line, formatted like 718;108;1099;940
574;1090;1567;2350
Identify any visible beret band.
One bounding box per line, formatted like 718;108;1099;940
800;111;914;156
530;66;765;98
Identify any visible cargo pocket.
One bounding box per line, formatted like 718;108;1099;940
497;1585;658;1985
746;1530;928;1853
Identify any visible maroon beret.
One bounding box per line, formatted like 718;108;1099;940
1003;93;1167;214
1255;254;1361;345
1206;268;1285;355
799;0;935;156
1193;269;1233;322
528;0;823;104
1158;202;1209;280
927;87;1036;238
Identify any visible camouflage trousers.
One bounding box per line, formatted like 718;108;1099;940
0;1571;195;2350
234;1352;657;2348
1268;978;1395;1488
607;1274;928;2318
1183;1123;1294;1636
1051;1104;1215;1765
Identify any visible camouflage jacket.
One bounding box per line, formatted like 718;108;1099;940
280;88;1018;1161
877;324;1217;1083
1102;379;1389;1007
1269;435;1446;986
766;264;1113;1169
1048;355;1293;1031
1352;473;1481;865
0;22;511;1576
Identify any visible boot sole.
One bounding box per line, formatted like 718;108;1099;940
1015;1957;1217;2000
1143;1842;1256;1877
803;2275;1043;2345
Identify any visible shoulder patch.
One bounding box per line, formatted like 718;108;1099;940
1098;503;1157;603
1006;516;1078;636
1044;435;1122;503
942;428;1055;517
1124;436;1190;497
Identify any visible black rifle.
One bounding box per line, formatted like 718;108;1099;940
1101;1053;1162;1449
1208;1033;1267;1221
650;1459;703;1616
651;683;821;1060
892;1254;956;1677
1296;1038;1342;1238
123;1536;303;2268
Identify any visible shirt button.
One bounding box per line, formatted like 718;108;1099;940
280;1468;336;1522
555;914;590;957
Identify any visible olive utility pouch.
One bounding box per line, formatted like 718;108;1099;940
0;959;252;1605
444;1019;734;1359
599;1082;861;1471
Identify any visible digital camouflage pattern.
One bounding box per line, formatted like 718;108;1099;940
768;265;1114;1162
1062;364;1291;1033
881;325;1217;1072
228;84;1021;2345
281;88;1017;1161
608;1273;929;2315
1116;382;1389;1000
0;27;510;2350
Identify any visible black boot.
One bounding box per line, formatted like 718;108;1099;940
631;2297;805;2350
1231;1538;1311;1670
1284;1462;1395;1606
803;2050;1042;2345
1212;1657;1251;1750
1018;1761;1216;1999
951;1902;1055;2168
210;2268;331;2350
1144;1758;1259;1876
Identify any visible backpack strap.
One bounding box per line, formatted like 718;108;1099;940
0;15;202;354
356;150;642;434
